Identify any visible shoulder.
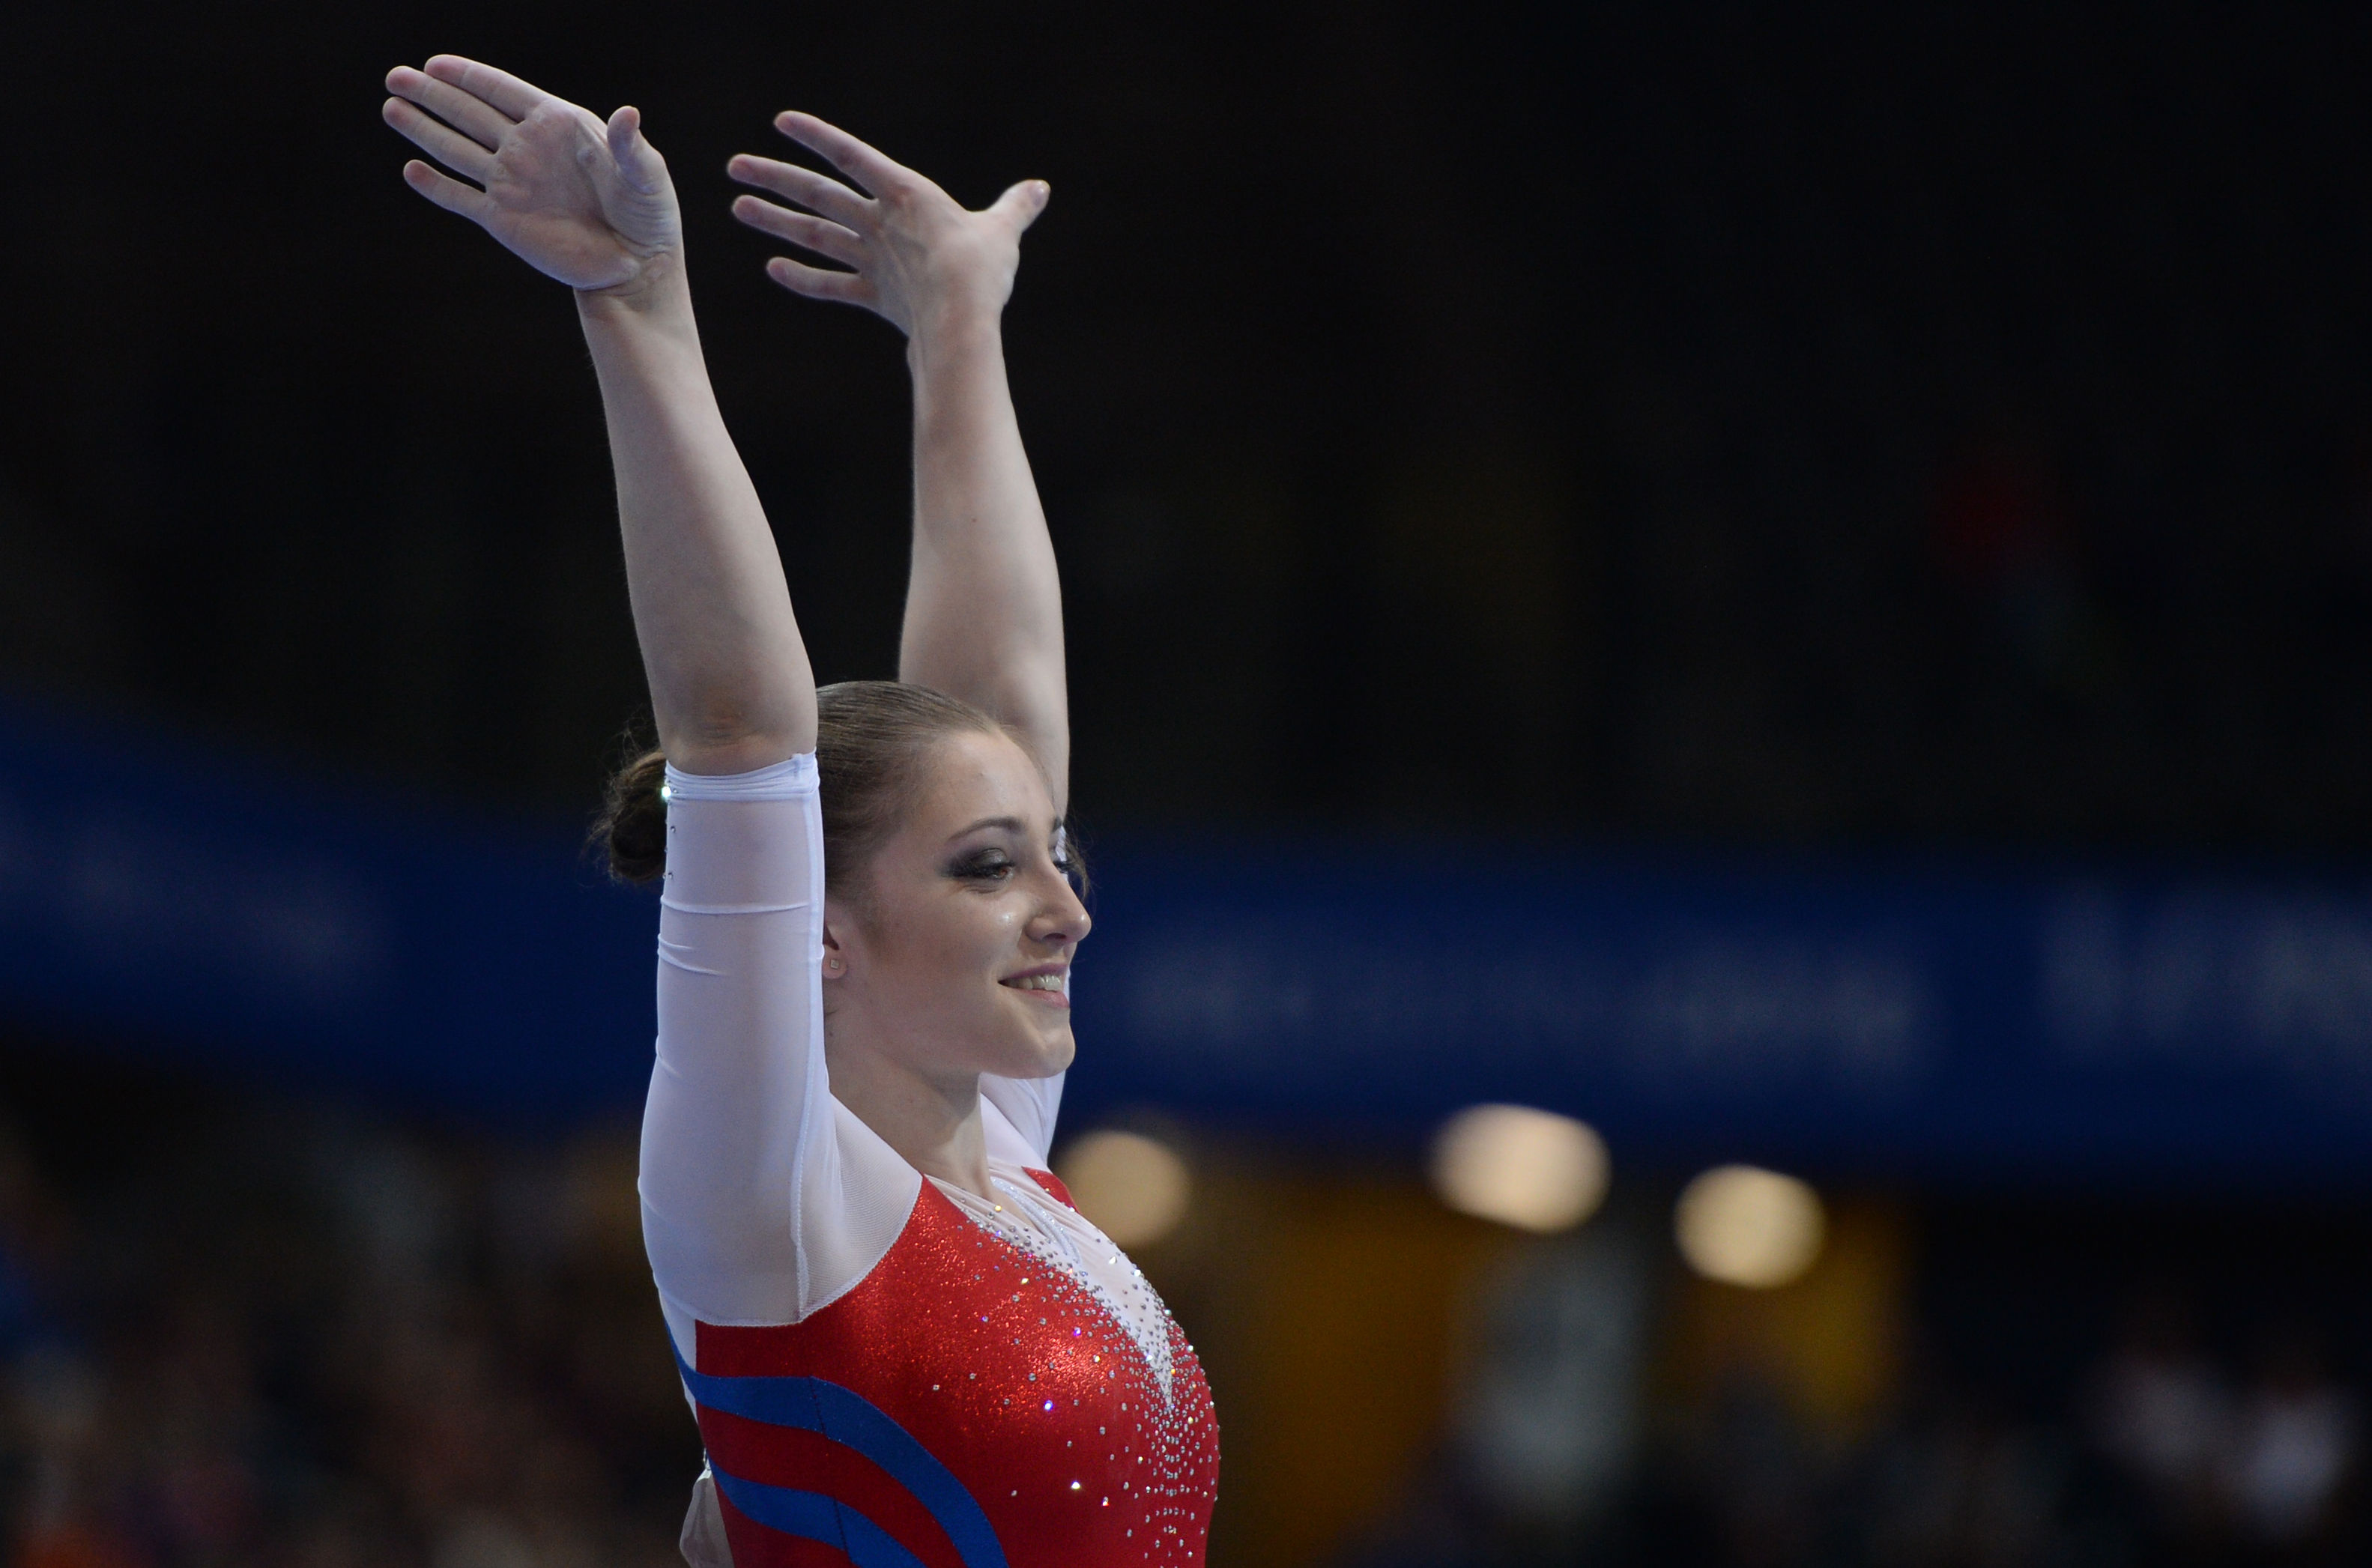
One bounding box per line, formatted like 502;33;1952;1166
1020;1166;1076;1210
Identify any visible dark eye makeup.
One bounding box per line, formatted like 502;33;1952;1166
941;829;1078;886
946;847;1015;881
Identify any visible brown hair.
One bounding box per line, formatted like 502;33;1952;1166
594;680;1023;892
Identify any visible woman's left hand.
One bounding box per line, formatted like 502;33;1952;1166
727;115;1047;338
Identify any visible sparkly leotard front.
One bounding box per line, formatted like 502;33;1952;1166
642;756;1218;1567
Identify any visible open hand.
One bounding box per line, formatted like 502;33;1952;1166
727;115;1047;336
384;57;681;295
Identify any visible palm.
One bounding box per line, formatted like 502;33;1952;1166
476;103;674;289
724;112;1047;336
384;58;681;294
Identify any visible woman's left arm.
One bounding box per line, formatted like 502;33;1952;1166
727;118;1069;808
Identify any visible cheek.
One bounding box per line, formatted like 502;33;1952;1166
881;898;1023;984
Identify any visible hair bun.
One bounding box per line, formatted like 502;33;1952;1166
590;682;1037;894
593;745;671;884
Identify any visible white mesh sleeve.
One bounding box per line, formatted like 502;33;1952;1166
980;1072;1065;1166
638;755;921;1346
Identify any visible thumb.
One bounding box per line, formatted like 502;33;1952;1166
987;178;1051;234
607;105;667;191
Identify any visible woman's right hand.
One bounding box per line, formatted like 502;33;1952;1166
384;56;681;297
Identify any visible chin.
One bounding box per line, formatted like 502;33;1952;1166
993;1029;1075;1080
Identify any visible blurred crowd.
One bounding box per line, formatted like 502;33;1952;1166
1352;1275;2365;1568
0;1060;695;1568
1621;1311;2362;1567
0;1050;2359;1568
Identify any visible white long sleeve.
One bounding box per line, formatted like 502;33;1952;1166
636;755;1070;1354
638;755;917;1349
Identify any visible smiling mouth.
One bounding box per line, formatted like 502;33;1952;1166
1001;972;1069;1006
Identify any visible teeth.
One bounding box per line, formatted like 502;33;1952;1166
1009;973;1065;991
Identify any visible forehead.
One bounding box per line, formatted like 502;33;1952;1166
916;729;1054;832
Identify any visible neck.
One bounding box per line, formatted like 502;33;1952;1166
823;1033;994;1199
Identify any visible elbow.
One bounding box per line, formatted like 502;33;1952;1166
657;705;818;776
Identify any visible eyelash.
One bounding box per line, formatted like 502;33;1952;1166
948;847;1077;883
951;852;1014;882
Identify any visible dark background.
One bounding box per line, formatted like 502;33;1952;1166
13;2;2372;847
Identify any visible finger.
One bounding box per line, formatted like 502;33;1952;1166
986;179;1052;235
772;111;913;198
765;255;876;308
385;64;513;147
383;97;494;181
606;106;669;195
731;196;865;267
727;154;873;229
421;54;551;121
401;160;494;223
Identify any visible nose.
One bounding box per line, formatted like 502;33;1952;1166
1027;866;1091;947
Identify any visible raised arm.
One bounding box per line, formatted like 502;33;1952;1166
384;57;814;774
724;118;1065;805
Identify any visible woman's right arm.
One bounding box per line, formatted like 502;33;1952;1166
384;55;815;770
387;59;861;1340
581;277;816;771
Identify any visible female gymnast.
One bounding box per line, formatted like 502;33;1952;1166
381;55;1218;1567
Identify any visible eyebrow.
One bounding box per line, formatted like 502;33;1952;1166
947;815;1030;843
945;815;1076;848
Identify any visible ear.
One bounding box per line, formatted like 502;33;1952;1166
820;915;848;979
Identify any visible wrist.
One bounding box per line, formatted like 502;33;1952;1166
906;301;1005;372
575;249;695;327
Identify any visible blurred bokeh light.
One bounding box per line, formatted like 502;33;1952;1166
1674;1164;1827;1288
1055;1127;1192;1248
1429;1103;1610;1232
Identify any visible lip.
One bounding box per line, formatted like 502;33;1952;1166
999;963;1070;1009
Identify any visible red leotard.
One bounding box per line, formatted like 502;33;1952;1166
642;757;1217;1567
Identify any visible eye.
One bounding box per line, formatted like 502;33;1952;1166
948;849;1014;883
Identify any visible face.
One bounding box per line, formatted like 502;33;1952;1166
822;729;1089;1087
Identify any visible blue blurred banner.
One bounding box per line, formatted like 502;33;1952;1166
1080;844;2372;1181
0;694;657;1121
3;692;2371;1178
